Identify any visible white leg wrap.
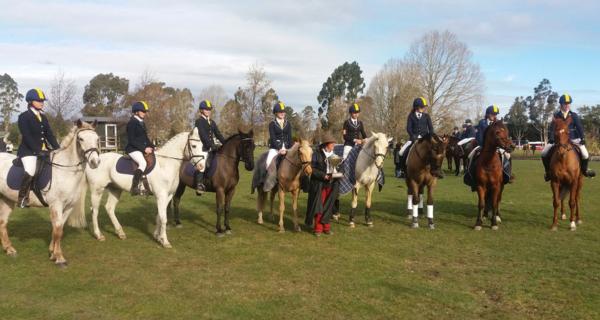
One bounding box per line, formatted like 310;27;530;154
407;195;413;210
412;205;419;218
418;194;424;209
427;205;434;219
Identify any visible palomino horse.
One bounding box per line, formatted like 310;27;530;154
445;135;463;176
171;129;255;236
348;132;389;227
405;134;448;229
473;120;514;230
254;140;313;232
548;117;583;231
85;128;206;247
0;120;101;266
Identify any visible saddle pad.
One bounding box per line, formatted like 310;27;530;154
334;145;385;195
116;153;156;175
7;163;52;191
251;152;269;193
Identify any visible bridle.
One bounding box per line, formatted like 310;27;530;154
362;142;387;169
47;128;100;169
285;146;311;174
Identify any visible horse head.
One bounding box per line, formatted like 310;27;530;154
485;120;513;151
554;116;573;156
238;128;255;171
297;139;313;176
75;119;101;169
369;132;389;169
429;133;448;172
187;127;207;171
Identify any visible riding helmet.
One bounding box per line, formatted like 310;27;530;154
272;101;286;114
132;101;149;113
25;88;47;102
413;97;428;109
348;103;360;114
559;94;572;105
199;100;213;111
485;105;500;115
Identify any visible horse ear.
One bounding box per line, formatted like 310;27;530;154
387;137;393;143
92;120;98;128
76;119;83;128
371;131;376;138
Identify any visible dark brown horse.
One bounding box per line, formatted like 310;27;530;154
474;120;514;230
445;135;463;176
405;134;448;229
548;117;583;231
170;129;255;236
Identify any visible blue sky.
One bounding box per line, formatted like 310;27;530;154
1;0;599;114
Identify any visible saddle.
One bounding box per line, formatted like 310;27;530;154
116;153;156;175
464;148;511;191
9;155;52;207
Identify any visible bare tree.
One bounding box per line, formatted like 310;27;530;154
404;30;485;132
367;59;420;139
199;84;228;126
47;71;79;120
240;63;271;125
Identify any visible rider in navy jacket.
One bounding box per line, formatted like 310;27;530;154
125;101;155;196
194;100;225;194
541;94;595;179
16;88;61;208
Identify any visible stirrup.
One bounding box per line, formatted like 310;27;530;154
18;197;30;208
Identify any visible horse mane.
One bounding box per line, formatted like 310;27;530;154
59;122;95;150
482;120;507;146
156;131;190;151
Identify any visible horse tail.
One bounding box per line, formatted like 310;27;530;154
67;175;88;228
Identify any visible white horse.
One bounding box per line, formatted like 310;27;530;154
0;120;101;266
85;128;206;247
338;132;390;227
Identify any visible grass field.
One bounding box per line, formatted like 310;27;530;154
0;155;599;319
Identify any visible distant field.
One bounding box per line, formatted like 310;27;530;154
0;157;598;319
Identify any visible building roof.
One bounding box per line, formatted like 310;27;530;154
80;116;122;123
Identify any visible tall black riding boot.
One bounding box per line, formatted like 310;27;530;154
582;159;596;178
542;155;551;181
130;169;143;196
17;173;34;208
195;171;206;195
398;153;407;178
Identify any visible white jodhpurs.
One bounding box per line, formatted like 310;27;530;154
399;141;413;157
342;145;353;160
128;151;147;172
266;148;280;168
458;137;475;146
21;156;38;176
542;140;589;159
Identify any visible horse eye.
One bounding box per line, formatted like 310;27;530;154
78;137;83;141
192;145;197;148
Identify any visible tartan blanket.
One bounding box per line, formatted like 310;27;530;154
333;144;385;195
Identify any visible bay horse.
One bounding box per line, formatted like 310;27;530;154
548;117;583;231
445;135;463;176
405;134;448;229
348;132;389;227
473;120;514;230
0;120;101;266
170;129;255;236
85;128;207;247
254;139;313;232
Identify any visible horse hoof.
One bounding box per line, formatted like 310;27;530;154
225;230;232;235
278;229;286;234
495;216;502;224
96;234;106;242
257;219;263;225
117;233;127;240
474;226;482;231
491;225;499;231
216;232;225;238
570;222;576;231
429;224;435;230
551;225;558;231
6;248;17;257
561;214;567;220
411;223;419;229
366;222;374;227
162;242;173;248
349;222;355;228
56;261;68;268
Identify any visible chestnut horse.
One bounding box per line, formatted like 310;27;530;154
548;117;583;231
405;134;448;229
473;120;514;230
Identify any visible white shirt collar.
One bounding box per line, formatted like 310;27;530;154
29;107;42;116
134;115;144;122
201;114;210;122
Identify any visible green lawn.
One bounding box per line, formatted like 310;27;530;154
1;157;599;319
